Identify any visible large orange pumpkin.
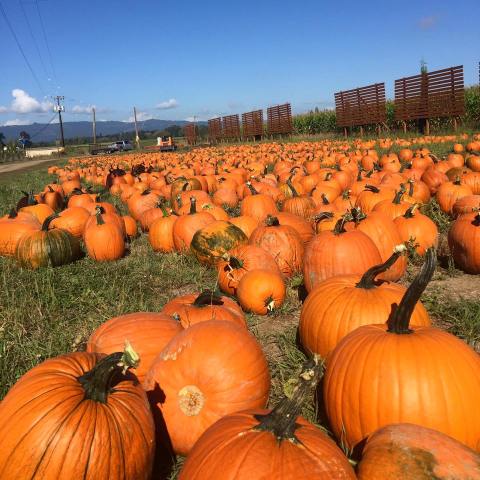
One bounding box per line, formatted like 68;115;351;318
144;320;270;456
357;423;480;479
0;347;155;479
323;249;480;451
179;357;355;479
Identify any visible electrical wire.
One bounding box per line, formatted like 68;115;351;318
0;0;46;96
19;0;50;82
29;113;58;140
34;0;57;86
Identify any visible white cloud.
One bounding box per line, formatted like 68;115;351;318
418;15;438;30
0;89;53;114
156;98;178;110
72;104;95;114
124;111;153;122
1;118;32;126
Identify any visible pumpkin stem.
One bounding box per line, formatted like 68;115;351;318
253;356;323;443
228;256;244;270
265;215;280;227
160;204;170;217
333;214;350;235
8;208;18;219
387;248;436;334
408;179;415;197
141;188;151;196
246;181;259;195
404;204;419;218
453;176;461;186
365;169;374;178
321;193;329;205
392;184;406;205
364;184;380;194
41;213;59;231
356;245;407;289
193;290;224;307
286;176;299;197
95;209;105;225
78;341;140;404
189;197;197;215
324;172;332;181
313;211;334;224
342;189;351;200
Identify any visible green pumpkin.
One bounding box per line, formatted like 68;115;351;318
191;220;248;265
15;214;81;269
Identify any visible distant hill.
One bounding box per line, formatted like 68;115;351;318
0;119;193;143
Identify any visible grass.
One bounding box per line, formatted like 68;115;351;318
1;136;480;477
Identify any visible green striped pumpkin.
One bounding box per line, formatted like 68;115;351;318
15;214;81;269
191;220;247;265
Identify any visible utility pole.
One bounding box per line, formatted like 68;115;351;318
92;107;97;144
133;106;140;149
53;95;65;149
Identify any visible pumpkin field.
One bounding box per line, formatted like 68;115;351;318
1;133;480;478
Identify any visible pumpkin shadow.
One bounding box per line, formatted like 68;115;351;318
146;383;176;479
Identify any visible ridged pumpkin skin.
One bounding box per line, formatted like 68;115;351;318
179;410;356;480
236;269;286;315
191;220;248;265
275;211;314;244
448;213;480;274
249;217;304;277
84;213;125;262
0;351;155;479
229;215;258;238
324;324;480;451
50;206;90;238
144;321;270;456
303;229;381;292
15;219;81;269
217;245;280;295
20;203;55;224
173;210;215;252
299;274;430;359
240;192;278;222
161;292;246;329
149;214;177;252
86;312;182;382
357;423;480;480
0;211;40;256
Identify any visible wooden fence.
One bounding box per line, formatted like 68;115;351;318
267;103;293;135
242;109;264;139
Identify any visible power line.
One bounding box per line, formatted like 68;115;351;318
28;113;57;139
19;0;50;81
34;0;57;86
0;0;46;96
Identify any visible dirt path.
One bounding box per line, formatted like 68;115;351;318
0;157;60;175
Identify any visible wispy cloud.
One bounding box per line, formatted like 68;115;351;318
0;89;53;114
156;98;178;110
124;111;153;122
418;15;438;30
71;105;110;114
1;118;32;126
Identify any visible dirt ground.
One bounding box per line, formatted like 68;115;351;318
0;157;60;175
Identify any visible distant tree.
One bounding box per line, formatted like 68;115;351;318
165;125;182;137
18;131;32;148
314;107;320;113
0;132;5;146
19;130;31;140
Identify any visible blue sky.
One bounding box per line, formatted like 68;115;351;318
1;0;479;126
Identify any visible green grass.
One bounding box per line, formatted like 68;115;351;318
1;136;480;477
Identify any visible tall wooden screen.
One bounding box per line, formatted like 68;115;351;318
184;123;197;146
267;103;293;135
394;65;465;121
242;109;264;139
208;117;222;143
334;83;386;127
222;114;241;140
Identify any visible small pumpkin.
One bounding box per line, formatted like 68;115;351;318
236;269;286;315
15;214;81;269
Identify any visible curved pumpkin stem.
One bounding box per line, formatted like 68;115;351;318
387;248;436;334
356;245;406;289
8;208;18;219
41;213;59;231
193;290;224;307
228;256;244;270
253;356;323;442
392;184;406;205
286;176;299;198
364;184;380;194
246;181;259;195
403;204;419;218
78;342;139;403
